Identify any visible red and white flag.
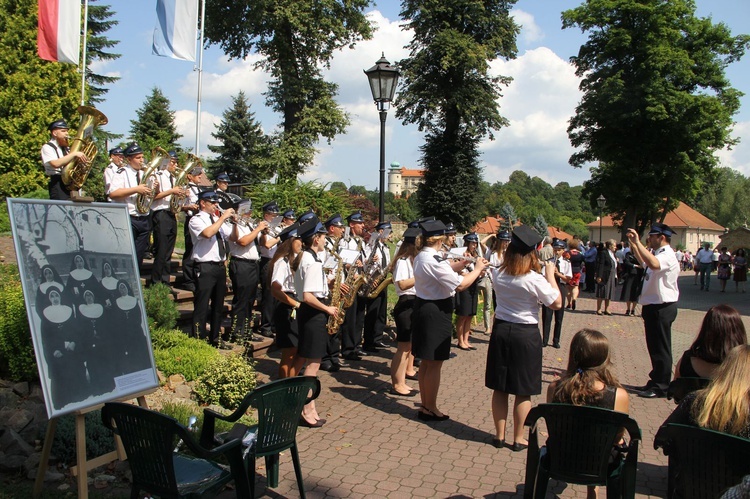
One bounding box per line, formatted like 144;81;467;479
37;0;82;65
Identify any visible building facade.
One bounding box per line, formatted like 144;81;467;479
387;161;424;197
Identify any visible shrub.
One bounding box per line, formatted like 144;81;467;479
51;410;115;465
143;282;179;329
0;266;37;381
194;354;256;410
151;327;220;382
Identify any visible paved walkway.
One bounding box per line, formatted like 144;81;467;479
240;272;750;498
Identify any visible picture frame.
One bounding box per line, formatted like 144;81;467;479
7;198;158;418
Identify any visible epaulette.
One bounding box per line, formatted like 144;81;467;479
116;167;125;174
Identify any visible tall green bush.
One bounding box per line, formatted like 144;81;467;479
143;282;179;329
0;265;37;381
194;354;256;409
151;327;220;382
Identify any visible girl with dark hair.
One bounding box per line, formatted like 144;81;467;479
455;233;481;350
733;248;747;293
547;329;630;499
717;247;732;292
674;304;747;379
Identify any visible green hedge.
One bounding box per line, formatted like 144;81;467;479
0;265;37;381
151;327;221;382
194;354;256;409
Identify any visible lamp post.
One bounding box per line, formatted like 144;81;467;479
596;194;606;242
364;53;400;223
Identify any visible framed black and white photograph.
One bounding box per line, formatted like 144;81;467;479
7;198;158;418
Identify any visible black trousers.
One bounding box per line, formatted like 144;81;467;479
363;291;387;348
182;215;196;287
48;175;71;200
258;256;275;335
228;258;259;338
541;282;566;346
341;297;364;357
642;301;678;392
131;214;152;270
585;261;597;291
151;209;176;285
192;261;227;343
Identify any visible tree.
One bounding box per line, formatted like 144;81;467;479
691;167;750;229
533;214;548;238
203;0;373;183
85;1;120;106
207;91;272;184
499;202;517;232
129;88;182;154
0;0;80;198
563;0;749;234
397;0;519;231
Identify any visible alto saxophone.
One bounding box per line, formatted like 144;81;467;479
169;154;200;214
325;237;346;336
366;257;396;299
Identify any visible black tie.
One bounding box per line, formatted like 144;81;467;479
380;243;387;269
169;174;174;188
136;171;141;184
211;215;226;260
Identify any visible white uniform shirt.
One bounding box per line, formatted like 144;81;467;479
393;257;416;297
413;247;461;300
151;169;175;212
553;257;573;285
104;163;118;200
41;139;67;176
228;224;260;260
294;249;329;299
188;211;232;263
493;271;560;325
107;164;145;216
485;249;504;281
184;184;200;217
272;257;296;294
639;245;680;305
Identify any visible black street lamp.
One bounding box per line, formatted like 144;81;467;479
364;53;400;223
596;194;607;242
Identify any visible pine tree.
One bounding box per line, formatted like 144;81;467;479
500;203;517;232
85;1;120;106
533;214;548;239
206;91;272;184
129;88;182;154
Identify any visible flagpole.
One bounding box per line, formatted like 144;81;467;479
194;0;205;155
80;0;89;105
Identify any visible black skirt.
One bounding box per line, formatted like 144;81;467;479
485;319;542;396
393;295;415;343
273;302;299;349
411;297;454;361
297;303;328;359
455;282;478;316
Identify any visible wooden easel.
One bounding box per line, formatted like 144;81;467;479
33;388;155;499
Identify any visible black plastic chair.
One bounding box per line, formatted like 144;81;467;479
666;377;710;404
200;376;321;499
101;402;251;499
523;403;641;499
654;423;750;498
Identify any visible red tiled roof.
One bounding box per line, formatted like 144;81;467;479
400;168;424;177
548;226;573;240
472;217;522;234
586;202;723;231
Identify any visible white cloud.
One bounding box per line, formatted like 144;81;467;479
715;120;750;176
511;9;544;45
174;109;222;155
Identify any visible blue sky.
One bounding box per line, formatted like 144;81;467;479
92;0;750;190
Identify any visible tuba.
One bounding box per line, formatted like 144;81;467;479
135;147;169;214
61;106;109;190
169;154;200;214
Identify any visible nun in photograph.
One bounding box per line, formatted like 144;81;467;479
64;252;103;308
35;264;65;318
77;289;116;396
112;279;151;377
99;260;119;304
40;288;87;409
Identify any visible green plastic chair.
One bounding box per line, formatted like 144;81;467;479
101;402;251;499
654;423;750;498
666;377;710;404
523;403;641;499
200;376;321;499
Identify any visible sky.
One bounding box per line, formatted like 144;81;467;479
92;0;750;191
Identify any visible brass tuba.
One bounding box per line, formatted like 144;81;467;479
61;106;109;190
169;154;200;214
135;147;169;214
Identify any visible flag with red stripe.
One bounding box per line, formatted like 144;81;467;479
37;0;82;65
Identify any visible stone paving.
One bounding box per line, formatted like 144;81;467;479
230;272;750;498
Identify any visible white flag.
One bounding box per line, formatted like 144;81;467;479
152;0;198;62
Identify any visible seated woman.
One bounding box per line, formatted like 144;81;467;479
547;329;629;499
674;304;747;380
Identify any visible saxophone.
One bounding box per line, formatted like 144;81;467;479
358;237;388;298
366;257;396;299
135;147;169;214
342;238;367;308
325;237;346;336
61;106;109;190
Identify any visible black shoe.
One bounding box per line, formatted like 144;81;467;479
298;417;325;428
413;358;421;367
362;345;380;353
417;409;449;422
355;348;371;356
343;353;363;361
405;372;419;381
572;300;576;310
333;360;348;368
510;442;528;452
543;343;549;348
638;388;665;399
552;343;561;349
182;283;196;292
491;438;505;449
259;330;275;338
372;341;389;348
632;384;652;392
319;362;339;372
389;388;418;397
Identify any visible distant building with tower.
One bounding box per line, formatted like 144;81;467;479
388;161;424;197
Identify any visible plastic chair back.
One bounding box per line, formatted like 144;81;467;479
666;377;710;404
655;423;750;498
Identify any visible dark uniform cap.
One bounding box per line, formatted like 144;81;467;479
403;227;421;243
282;209;296;220
168;150;179;158
552;238;567;249
298;218;326;239
123;143;143;156
464;232;479;244
298;210;316;224
420;220;447;237
510;225;543;255
262;201;280;214
216;173;230;182
325;213;344;228
648;222;675;238
497;230;512;241
375;221;392;231
445;222;457;234
198;190;220;203
48;119;68;131
279;222;300;242
347;211;364;223
409;216;435;228
109;147;124;156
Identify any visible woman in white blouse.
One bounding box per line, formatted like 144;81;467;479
270;223;302;378
486;226;562;451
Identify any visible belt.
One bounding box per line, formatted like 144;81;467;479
231;257;259;262
196;260;225;266
130;214;149;220
319;297;331;305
